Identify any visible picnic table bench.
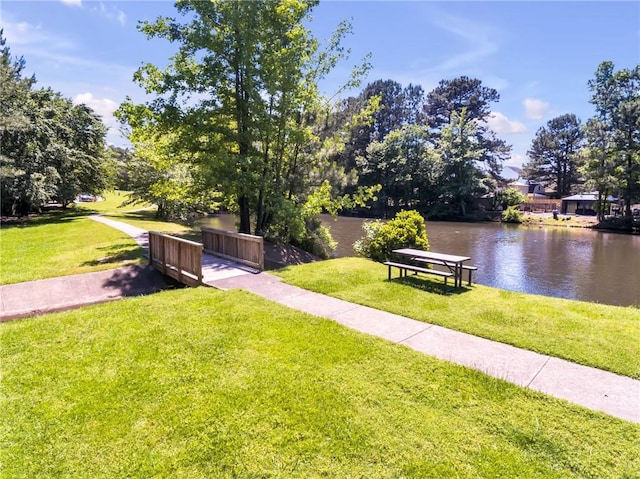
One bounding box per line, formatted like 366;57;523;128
412;258;478;285
389;248;476;288
383;261;454;285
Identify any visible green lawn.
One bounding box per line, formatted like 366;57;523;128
1;192;198;285
275;257;640;379
1;288;638;478
73;190;139;213
0;211;145;284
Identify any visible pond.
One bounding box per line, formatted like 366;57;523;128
198;214;640;307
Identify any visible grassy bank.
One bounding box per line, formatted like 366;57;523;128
275;257;640;379
1;193;196;285
0;211;145;284
1;288;638;478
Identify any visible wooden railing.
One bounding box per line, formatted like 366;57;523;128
148;231;203;286
201;227;264;270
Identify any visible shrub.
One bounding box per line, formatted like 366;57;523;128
501;205;523;223
354;210;429;262
500;187;526;209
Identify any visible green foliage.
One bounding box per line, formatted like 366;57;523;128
121;0;372;237
0;34;108;215
587;61;640;217
115;126;222;223
436;109;488;217
500;187;526;209
354;209;429;262
360;124;443;216
523;114;584;197
424;76;510;180
265;180;379;258
501;205;523;223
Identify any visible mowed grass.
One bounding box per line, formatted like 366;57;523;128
2;192;197;285
0;211;145;284
75;192;198;238
1;288;638;478
275;257;640;379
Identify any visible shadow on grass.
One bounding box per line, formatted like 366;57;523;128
1;208;92;229
389;275;472;296
81;243;146;267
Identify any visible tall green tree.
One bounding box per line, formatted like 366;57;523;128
588;61;640;217
359;124;441;217
580;118;621;221
337;79;424;176
117;122;221;221
0;31;34;135
523;114;585;198
1;34;107;214
120;0;373;237
423;76;510;178
437;109;487;217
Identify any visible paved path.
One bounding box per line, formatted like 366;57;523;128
2;215;636;423
208;272;640;424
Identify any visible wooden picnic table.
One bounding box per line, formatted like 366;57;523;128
392;248;472;288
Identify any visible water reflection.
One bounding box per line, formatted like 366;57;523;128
197;213;640;307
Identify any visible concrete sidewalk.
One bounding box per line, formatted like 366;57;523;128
0;265;175;321
209;272;640;424
3;214;635;424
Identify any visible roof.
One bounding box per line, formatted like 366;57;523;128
561;192;617;201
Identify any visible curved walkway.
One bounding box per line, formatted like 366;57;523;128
1;215;637;424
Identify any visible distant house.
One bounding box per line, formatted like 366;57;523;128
561;192;617;215
511;180;546;197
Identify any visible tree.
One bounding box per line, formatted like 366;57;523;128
499;187;526;210
1;34;108;215
332;79;424;179
436;109;487;217
358;124;441;217
580;118;621;221
120;0;374;239
523;114;584;198
0;30;34;135
423;76;510;178
0;31;37;215
587;61;640;217
116;118;222;221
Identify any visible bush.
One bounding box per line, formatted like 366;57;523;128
501;206;523;223
500;187;526;209
354;210;429;262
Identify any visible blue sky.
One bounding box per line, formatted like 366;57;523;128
2;1;639;167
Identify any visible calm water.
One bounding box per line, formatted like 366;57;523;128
199;214;640;307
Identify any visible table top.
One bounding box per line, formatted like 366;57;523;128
393;248;471;263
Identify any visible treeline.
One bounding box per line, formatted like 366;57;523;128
523;62;639;220
0;34;110;216
3;0;637;250
116;0;513;257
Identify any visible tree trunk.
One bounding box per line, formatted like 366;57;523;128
238;195;251;234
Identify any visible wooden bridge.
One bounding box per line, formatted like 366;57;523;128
148;228;264;286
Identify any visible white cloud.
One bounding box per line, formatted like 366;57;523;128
523;98;550;120
3;20;75;51
92;2;126;27
73;92;124;145
60;0;82;6
415;7;502;76
486;111;527;135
